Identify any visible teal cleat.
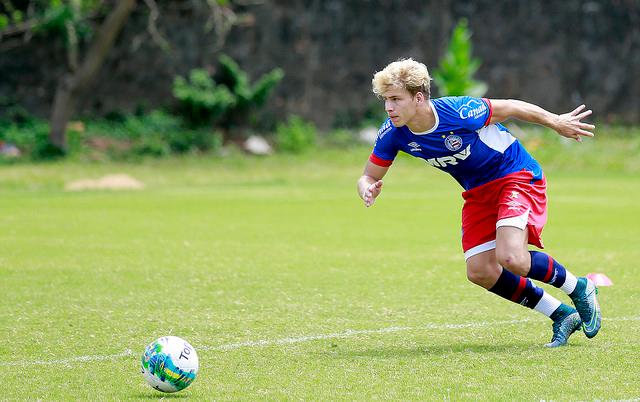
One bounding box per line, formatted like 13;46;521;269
545;305;582;348
570;277;602;338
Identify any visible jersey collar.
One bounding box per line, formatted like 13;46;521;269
409;100;439;135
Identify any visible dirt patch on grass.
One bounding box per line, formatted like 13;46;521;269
65;174;145;191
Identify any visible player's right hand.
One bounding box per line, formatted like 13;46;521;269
363;180;383;207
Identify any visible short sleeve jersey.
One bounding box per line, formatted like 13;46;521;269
370;96;542;190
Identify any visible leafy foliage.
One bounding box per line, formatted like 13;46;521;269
432;18;487;97
216;54;284;110
88;110;223;157
0;118;66;160
276;115;317;153
173;54;284;133
173;70;236;127
1;0;99;42
0;0;24;29
0;110;223;161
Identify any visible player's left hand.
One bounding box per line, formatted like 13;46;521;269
554;104;595;142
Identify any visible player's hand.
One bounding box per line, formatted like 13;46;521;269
362;180;383;207
554;104;595;142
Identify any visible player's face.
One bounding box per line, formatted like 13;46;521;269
382;88;418;127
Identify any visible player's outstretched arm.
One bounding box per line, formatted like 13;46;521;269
357;161;388;207
489;99;595;142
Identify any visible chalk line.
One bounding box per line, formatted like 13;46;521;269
3;316;637;367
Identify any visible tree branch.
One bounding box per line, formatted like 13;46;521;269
49;0;137;149
142;0;171;52
73;0;137;89
204;0;238;52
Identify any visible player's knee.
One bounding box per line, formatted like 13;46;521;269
466;264;497;289
466;268;484;285
496;250;528;275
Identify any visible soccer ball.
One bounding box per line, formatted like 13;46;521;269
141;336;199;393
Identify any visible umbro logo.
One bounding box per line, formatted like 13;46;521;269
408;142;422;152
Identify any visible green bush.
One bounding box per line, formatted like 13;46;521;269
173;54;283;134
216;54;284;110
276;116;317;154
173;69;236;127
0;119;66;160
163;127;222;154
130;133;171;157
433;18;487;97
85;110;222;157
0;109;224;161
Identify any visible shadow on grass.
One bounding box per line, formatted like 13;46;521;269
327;341;584;359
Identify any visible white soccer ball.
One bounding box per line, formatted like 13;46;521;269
141;336;199;393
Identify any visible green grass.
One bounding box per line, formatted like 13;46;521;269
1;142;639;400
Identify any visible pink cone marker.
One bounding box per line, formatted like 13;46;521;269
586;273;613;286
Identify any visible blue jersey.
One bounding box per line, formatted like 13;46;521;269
370;96;542;190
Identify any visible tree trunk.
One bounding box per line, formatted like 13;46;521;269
49;0;137;150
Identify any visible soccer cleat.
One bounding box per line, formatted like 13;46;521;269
570;277;602;338
545;305;582;348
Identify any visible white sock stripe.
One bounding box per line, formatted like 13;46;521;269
533;292;562;317
561;273;578;294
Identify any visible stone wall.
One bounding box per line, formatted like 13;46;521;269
1;0;638;128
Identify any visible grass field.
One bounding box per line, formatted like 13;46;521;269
1;140;639;400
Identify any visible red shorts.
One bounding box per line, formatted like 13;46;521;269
461;170;547;260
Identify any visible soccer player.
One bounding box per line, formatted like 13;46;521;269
357;58;601;347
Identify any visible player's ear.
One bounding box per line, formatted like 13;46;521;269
415;92;424;103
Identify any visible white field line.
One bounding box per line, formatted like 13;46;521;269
205;319;529;352
4;316;638;367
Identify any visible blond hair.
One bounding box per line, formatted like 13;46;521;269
372;58;431;98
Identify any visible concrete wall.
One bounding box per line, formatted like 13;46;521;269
1;0;638;127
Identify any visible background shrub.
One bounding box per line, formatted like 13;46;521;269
0;118;67;160
432;18;487;97
276;116;317;154
173;54;283;136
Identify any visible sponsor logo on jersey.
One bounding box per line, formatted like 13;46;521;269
425;144;471;167
444;135;463;151
457;99;487;120
408;141;422;152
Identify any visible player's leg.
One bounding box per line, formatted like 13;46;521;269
494;225;531;277
496;226;580;296
526;250;601;338
526;250;577;294
496;177;601;338
493;226;581;346
467;247;567;320
470;229;581;347
462;172;580;345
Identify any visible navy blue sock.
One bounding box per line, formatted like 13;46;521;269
489;268;544;309
527;251;567;287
